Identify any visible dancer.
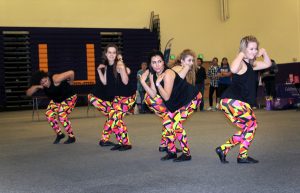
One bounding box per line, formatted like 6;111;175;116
26;70;77;144
215;35;271;164
140;50;201;162
88;44;135;151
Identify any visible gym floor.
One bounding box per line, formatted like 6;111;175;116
0;107;299;193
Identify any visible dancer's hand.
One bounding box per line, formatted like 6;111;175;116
37;85;44;89
182;62;193;70
116;61;125;73
187;61;194;69
139;69;149;83
117;54;123;62
181;63;188;70
256;48;266;58
97;64;106;71
156;73;165;87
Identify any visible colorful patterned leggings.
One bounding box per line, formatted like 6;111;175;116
45;95;77;136
88;94;136;145
145;93;202;155
219;98;257;158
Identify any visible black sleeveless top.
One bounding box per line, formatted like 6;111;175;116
92;64;134;101
154;69;199;113
44;75;75;103
91;67;112;101
221;60;257;106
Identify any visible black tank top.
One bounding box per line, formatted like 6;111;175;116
91;80;112;101
154;70;199;112
91;66;113;101
221;60;257;106
94;64;134;101
44;75;75;103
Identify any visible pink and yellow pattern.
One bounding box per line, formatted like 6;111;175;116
145;92;202;155
88;94;136;145
219;98;257;158
45;94;77;136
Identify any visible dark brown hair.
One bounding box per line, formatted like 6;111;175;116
103;43;123;78
30;70;49;85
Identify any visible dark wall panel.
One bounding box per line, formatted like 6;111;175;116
0;27;159;109
276;62;300;83
0;34;4;108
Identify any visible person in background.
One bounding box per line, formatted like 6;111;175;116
137;62;148;113
26;70;77;144
215;35;271;164
207;57;219;111
261;59;278;99
195;57;206;111
216;57;232;109
88;44;136;151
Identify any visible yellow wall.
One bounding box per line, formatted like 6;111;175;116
298;0;300;62
0;0;299;64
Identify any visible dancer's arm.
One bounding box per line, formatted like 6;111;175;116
176;63;191;79
26;85;43;96
253;48;272;71
117;61;129;85
156;70;175;101
53;70;75;86
97;64;107;85
230;52;245;74
140;70;156;98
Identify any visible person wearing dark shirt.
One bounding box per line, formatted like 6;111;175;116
216;57;232;109
88;44;136;151
195;57;206;111
207;57;219;111
137;62;148;113
26;70;77;144
261;59;278;98
215;36;271;164
140;50;201;162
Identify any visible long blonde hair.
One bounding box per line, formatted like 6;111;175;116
169;49;197;85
